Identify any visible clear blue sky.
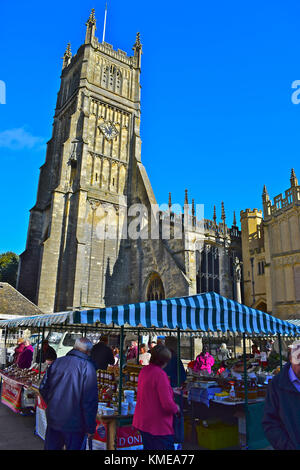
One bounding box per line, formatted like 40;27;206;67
0;0;299;255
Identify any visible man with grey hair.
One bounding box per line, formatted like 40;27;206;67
262;340;300;449
39;336;98;450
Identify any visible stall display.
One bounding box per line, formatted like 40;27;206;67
0;363;44;413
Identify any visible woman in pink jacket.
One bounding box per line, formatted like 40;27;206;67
17;340;34;369
133;344;179;450
193;346;215;374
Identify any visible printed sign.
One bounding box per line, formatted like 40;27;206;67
116;425;143;450
1;378;23;413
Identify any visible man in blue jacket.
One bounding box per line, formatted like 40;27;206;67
39;337;98;450
262;340;300;450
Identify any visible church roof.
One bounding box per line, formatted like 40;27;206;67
0;282;44;319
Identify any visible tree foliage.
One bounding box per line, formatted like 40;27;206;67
0;252;19;287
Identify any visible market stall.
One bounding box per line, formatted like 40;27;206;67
0;292;299;450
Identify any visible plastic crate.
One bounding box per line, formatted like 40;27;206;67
196;421;239;450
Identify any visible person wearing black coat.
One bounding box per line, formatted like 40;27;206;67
163;336;187;388
36;340;57;364
90;335;115;370
39;337;98;450
262;341;300;450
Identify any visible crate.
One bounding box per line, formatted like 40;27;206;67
196;421;239;450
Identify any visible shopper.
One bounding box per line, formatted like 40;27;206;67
251;343;261;359
218;343;231;361
17;340;34;369
13;338;25;364
262;340;300;450
163;336;187;387
133;344;180;450
44;347;57;367
39;337;98;450
127;340;138;362
147;341;156;353
36;340;57;364
113;347;120;366
193;346;215;375
90;335;114;370
139;344;151;365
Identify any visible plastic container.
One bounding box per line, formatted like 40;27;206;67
124;390;135;403
129;401;136;414
196;422;239;450
121;401;129;415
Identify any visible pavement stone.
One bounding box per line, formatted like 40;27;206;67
0;401;44;450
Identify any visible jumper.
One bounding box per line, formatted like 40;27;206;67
193;352;215;374
133;363;178;436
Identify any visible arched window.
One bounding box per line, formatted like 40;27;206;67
197;244;220;294
146;273;165;301
101;64;122;94
255;301;267;313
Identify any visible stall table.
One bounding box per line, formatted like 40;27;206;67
0;370;36;413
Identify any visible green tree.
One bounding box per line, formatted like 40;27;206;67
0;252;19;287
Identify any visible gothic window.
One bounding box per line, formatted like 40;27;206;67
101;65;109;88
197;245;220;294
258;261;265;275
101;64;122;94
116;69;122;92
146;273;165;301
294;266;300;301
255;301;267;313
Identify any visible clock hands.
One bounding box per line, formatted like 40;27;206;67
99;121;119;140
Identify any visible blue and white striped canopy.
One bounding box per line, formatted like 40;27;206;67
0;293;299;336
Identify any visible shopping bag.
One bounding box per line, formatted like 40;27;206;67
81;434;93;450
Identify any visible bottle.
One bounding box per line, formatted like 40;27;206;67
229;383;236;399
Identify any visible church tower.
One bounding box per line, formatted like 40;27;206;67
17;10;146;313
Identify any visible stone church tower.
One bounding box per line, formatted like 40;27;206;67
17;10;242;313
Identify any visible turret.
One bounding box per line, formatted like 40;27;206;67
85;8;97;44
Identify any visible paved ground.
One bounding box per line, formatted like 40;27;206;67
0;401;44;450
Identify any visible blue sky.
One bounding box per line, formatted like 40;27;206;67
0;0;300;254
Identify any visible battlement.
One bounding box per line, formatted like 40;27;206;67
264;185;300;219
94;39;137;67
240;208;263;219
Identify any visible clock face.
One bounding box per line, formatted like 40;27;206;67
99;121;119;140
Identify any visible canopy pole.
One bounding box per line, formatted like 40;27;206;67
38;326;45;379
118;325;124;415
277;333;282;370
136;328;140;365
190;336;193;361
177;327;181;388
243;332;248;449
4;326;8;349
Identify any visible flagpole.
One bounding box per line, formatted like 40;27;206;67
102;2;107;43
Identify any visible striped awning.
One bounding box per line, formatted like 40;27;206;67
0;293;299;337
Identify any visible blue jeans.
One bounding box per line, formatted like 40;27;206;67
44;427;86;450
140;431;175;450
